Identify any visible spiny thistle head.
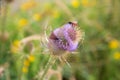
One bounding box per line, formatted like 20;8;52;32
48;21;84;55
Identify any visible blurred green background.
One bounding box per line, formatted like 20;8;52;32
0;0;120;80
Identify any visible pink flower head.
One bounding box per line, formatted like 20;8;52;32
48;21;83;55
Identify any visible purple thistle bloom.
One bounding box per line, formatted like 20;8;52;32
48;21;83;55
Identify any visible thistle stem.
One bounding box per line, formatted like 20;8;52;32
40;55;56;80
61;56;71;68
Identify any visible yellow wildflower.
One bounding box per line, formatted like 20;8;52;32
71;0;80;8
28;54;35;62
52;10;60;19
11;40;21;53
13;40;21;48
44;3;52;10
82;0;89;7
23;59;30;66
22;66;28;73
18;19;28;27
113;52;120;60
33;13;41;21
21;1;37;10
11;46;19;53
90;0;96;6
109;40;119;49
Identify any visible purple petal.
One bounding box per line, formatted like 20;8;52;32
63;24;78;51
49;22;79;53
67;42;78;51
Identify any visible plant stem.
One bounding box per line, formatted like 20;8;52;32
40;55;56;80
61;56;71;68
1;0;8;34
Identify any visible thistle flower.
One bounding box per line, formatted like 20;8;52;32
48;21;84;55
